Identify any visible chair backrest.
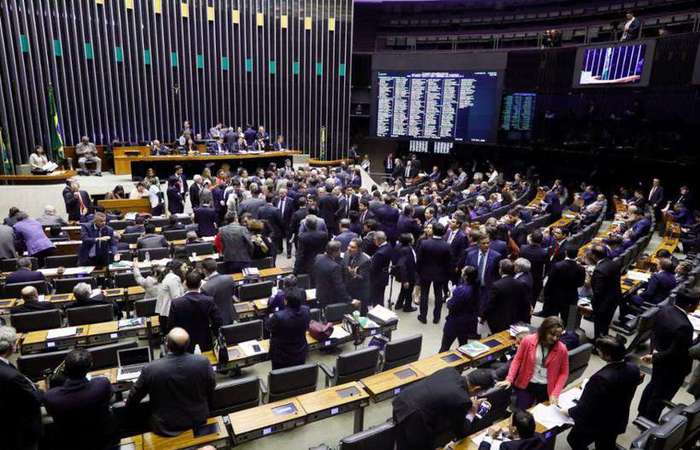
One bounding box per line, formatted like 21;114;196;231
339;421;396;450
309;308;321;322
11;309;62;333
4;280;48;298
252;257;274;269
238;281;274;302
17;349;71;380
108;220;131;231
220;320;264;345
66;304;114;326
112;398;152;437
134;298;157;318
383;334;422;370
645;415;688;450
471;385;514;433
55;276;94;294
0;257;38;272
119;233;142;244
566;343;593;386
324;302;351;323
210;376;261;416
295;273;311;289
148;217;170;228
184;242;215;256
137;247;170;261
627;306;660;353
114;270;151;288
88;341;138;370
44;254;79;269
336;347;380;385
678;399;700;445
268;363;318;402
163;229;187;241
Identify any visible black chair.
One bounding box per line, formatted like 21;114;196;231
626;307;659;353
325;302;351;323
11;309;62;333
296;273;311;289
320;347;380;387
44;254;79;269
17;349;71;380
184;242;215;256
339;421;396;450
137;247;170;261
238;281;274;302
209;377;262;416
148;218;170;228
134;298;157;318
54;276;94;294
114;270;151;288
4;280;49;298
163;229;187;241
267;363;318;402
252;257;274;270
119;233;142;245
631;415;688;450
108;220;131;231
470;385;514;433
0;257;38;272
309;308;321;322
566;343;593;386
112;398;151;437
220;320;264;345
657;399;700;448
66;304;115;326
88;341;138;370
383;334;422;370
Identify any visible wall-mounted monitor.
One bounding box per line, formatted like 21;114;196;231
573;40;656;88
501;93;536;131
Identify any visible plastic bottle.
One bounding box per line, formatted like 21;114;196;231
194;344;201;355
145;251;150;263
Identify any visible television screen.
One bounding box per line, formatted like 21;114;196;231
573;41;655;88
501;93;536;131
374;70;500;143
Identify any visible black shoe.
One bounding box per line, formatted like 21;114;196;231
95;172;102;177
403;307;417;313
287;254;292;259
433;317;441;324
417;316;427;324
394;303;404;310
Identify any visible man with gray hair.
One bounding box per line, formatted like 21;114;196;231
5;256;46;285
36;205;67;227
75;135;102;176
78;212;116;267
68;282;117;317
514;257;534;302
0;325;43;449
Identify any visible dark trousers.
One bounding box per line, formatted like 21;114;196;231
221;261;250;274
638;366;687;422
567;427;619;450
394;282;415;311
593;305;616;339
439;325;469;352
369;280;387;308
514;382;548;410
33;247;55;268
419;279;445;322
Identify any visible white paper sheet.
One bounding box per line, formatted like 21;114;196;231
531;403;574;429
46;327;78;340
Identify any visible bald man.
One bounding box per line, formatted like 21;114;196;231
126;328;215;436
11;286;58;314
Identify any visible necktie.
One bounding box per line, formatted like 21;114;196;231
478;251;487;285
78;193;86;215
648;187;655;201
405;167;410;177
279;198;285;217
345;197;349;216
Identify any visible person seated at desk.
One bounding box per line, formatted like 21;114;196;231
272;135;287;151
267;289;310;369
208;137;226;154
124;215;146;234
11;286;57;314
105;184;125;200
137;222;168;249
36;204;67;227
13;212;56;267
67;282;117;316
150;139;171;156
78;212;116;267
162;215;185;232
233;135;248;152
631;258;677;307
478;410;546;450
267;274;306;314
29;144;55;174
178;138;196;155
43;349;117;450
75;136;102;176
6;256;46;285
126;327;215;437
173;231;203;260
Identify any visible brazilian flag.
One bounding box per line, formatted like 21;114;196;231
0;127;13;175
48;85;65;163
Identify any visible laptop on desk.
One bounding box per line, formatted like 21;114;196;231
116;347;152;381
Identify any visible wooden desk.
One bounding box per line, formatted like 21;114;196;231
229;398;306;444
298;381;370;433
141;416;229;450
231;267;291;282
21;325;89;354
0;170;76;185
469;331;516;367
53;240;82;256
116;435;144;450
411;350;470;376
98;198;151;214
360;364;425;402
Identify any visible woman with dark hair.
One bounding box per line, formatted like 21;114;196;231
498;316;569;409
439;266;479;351
153;260;185;331
106;185;125;200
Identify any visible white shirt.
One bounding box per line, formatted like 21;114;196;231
532;344;549;384
155;272;185;317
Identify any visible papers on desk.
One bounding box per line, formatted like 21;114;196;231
38;295;47;302
457;341;490;358
471;431;510;448
47;327;79;340
531;403;574;429
368;305;398;325
329;326;351;340
626;270;652;282
39;266;95;276
242;267;260;278
124;212;138;220
557;385;584;411
239;340;266;357
509;324;531;337
305;288;316;300
43;161;59;172
119;317;145;329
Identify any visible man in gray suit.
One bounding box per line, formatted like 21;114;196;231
201;258;236;325
237;183;265;218
0;223;17;260
218;212;254;274
126;327;215;436
343;238;371;306
136;223;168;250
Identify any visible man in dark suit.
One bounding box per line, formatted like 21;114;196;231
541;246;586;324
567;335;641;450
374;196;400;243
237;184;265;218
294;216;329;276
194;199;218;237
648;178;664;209
5;257;46;285
513;258;534;302
483;259;531;333
317;187;340;235
620;10;641;41
66;282;118;318
343;238;371;307
268;290;311;369
127;327;215;436
518;230;548;306
63;182;92;222
168;271;223;352
445;214;468;278
357;199;375;225
393;234;418;312
188;175;203;209
11;286;57;314
464;234;502;309
0;325;42;450
478;410;546;450
629;209;651;241
416;223;452;324
336;186;358;220
313;241;355;307
43;349;117;449
334;219;358;252
509;209;528;247
638;289;698;422
276;188;295;258
173;165;188;201
124;215;146;235
589;245;622;339
201;258;236;325
393;367;476;450
368;231;393;313
77;212;116;267
397;206;422;242
258;194;284;259
137;222;168;249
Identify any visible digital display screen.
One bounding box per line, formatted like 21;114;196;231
483;339;502;348
375;71;500;143
501;93;536;131
271;403;298;416
441;353;462;363
574;41;655;87
394;368;417;379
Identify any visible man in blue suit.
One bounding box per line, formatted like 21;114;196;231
478;410;546;450
627;258;677;309
374;196;400;244
194;199;218;237
368;231;393;313
464;234;502;309
334;219;358;253
416;223;453;324
5;257;46;285
78;212;116;267
445;214;468;279
629;208;651;241
168;271;223;353
397;206;422;242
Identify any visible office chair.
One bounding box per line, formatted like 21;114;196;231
112;397;152;437
566;343;593;386
220;320;264;345
119;233;142;245
44;254;79;269
54;276;94;294
66;304;115;326
17;349;71;380
324;303;352;323
382;334;422;370
209;377;263;416
252;257;274;269
184;242;215;256
113;270;151;288
267;363;318;402
339;421;396;450
108;220;131;231
147;218;170;228
631;415;688;450
137;247;170;261
626;306;659;353
238;281;274;302
309;308;321;322
4;280;49;298
320;347;380;387
11;309;62;333
134;298;157;318
163;229;187;241
0;257;38;272
88;341;138;370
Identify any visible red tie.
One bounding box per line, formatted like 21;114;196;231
78;193;86;215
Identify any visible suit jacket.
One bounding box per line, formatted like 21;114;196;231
370;243;393;287
639;270;676;304
194;206;218;237
294;230;329;275
374;204;400;242
445;229;468;268
397;215;422;241
275;196;295;230
464;248;502;291
591;258;622;315
0;223;17;260
543;259;585;307
318;194;340;233
393;244;417;284
342;251;371;302
631;217;651;241
519;244;548;301
651;305;693;375
11;300;58;315
510;222;528;246
484;276;531;332
78;224;116;266
238;197;265;218
569;360;640;435
0;359;42;449
137;234;168;250
201;274;237;325
313;254;352;305
64;190;92;222
515;272;534;302
168;291;223;352
43;377;116;449
334;230;358;252
478;434;547;450
124;224;145;235
127;353;215;436
189;183;202;208
258;204;284;242
167;187;184;215
490;239;508;257
648;186;664;208
6;268;46;285
444;283;479;336
268;306;311;368
417;237;452;283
